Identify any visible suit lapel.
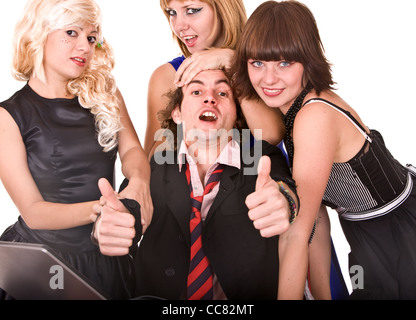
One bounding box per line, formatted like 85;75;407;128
205;165;239;224
165;164;191;246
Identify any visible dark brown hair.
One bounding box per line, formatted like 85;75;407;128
232;0;335;100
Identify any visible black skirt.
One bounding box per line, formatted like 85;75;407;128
340;175;416;299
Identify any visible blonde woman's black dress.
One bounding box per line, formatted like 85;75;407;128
0;84;135;300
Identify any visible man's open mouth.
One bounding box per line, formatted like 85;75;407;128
199;111;218;122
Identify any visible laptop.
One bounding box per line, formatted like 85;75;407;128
0;241;107;300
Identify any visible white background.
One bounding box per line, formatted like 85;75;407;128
0;0;415;295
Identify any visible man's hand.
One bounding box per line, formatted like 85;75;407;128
92;178;136;256
118;178;153;234
245;156;291;238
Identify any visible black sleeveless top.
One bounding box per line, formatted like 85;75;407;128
303;98;411;221
1;84;117;251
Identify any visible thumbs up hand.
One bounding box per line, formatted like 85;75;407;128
255;154;273;191
98;177;126;212
91;178;136;256
245;156;291;238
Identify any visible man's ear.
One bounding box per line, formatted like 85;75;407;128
171;106;182;124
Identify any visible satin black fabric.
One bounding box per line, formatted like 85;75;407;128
0;84;135;299
340;177;416;300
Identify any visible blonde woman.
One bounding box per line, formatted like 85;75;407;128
0;0;152;299
144;0;285;157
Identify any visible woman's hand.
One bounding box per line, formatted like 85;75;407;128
174;48;234;87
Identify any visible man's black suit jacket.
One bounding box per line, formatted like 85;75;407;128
133;141;296;300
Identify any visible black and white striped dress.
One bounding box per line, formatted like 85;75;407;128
304;98;416;299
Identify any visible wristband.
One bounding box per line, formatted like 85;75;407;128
278;182;298;224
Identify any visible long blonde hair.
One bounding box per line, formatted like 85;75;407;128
12;0;121;152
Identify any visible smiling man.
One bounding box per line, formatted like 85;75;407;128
93;69;299;300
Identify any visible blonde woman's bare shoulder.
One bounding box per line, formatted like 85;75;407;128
0;106;22;144
150;62;176;84
0;106;14;123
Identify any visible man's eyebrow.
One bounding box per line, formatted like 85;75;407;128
215;79;230;86
186;79;204;87
186;78;230;87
